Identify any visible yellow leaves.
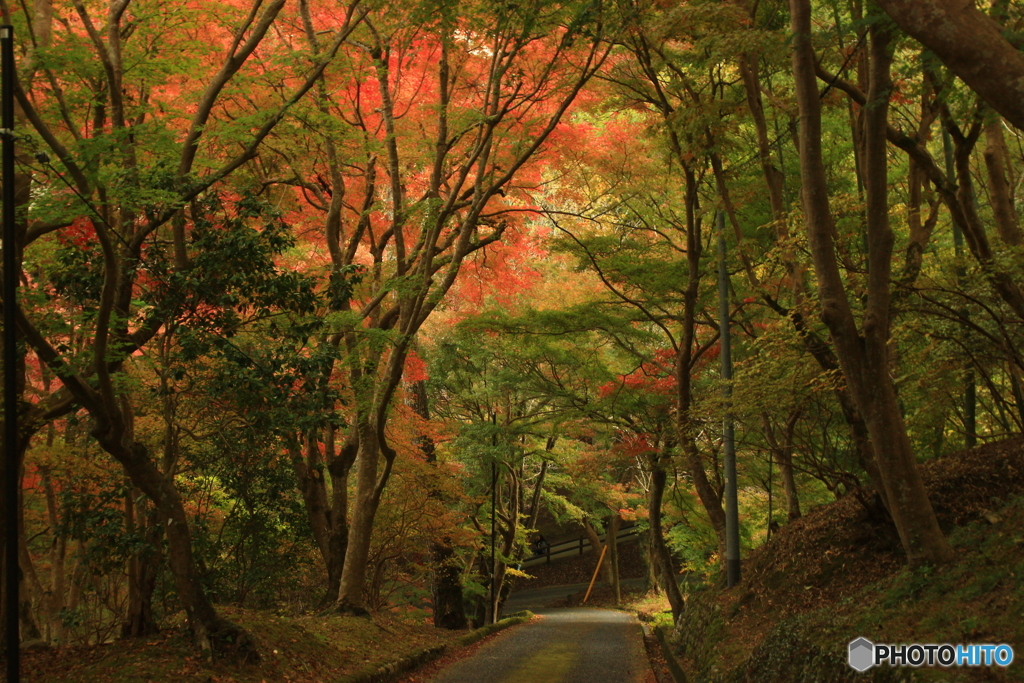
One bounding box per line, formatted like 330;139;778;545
505;566;535;579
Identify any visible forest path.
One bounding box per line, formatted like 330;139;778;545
428;607;654;683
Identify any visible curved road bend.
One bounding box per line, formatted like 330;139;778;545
429;608;654;683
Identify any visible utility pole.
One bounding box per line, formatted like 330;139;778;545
490;459;496;624
489;412;498;624
718;211;740;587
2;24;20;683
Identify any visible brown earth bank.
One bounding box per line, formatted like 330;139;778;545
672;435;1024;683
18;608;465;683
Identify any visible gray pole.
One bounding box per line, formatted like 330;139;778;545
490;410;498;624
489;459;496;624
718;211;740;587
2;24;20;683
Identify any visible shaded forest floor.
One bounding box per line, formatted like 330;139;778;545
19;529;650;682
676;435;1024;682
21;609;468;683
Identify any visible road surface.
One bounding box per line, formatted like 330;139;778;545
428;606;654;683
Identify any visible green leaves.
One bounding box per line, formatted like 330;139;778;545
145;192;319;334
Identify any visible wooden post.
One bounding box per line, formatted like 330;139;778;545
582;545;608;605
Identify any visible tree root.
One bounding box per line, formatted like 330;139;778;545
196;617;260;664
321;599;371;618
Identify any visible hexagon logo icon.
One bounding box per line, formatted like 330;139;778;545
849;637;875;672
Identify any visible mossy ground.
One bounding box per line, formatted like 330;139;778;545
672;437;1024;682
22;607;468;683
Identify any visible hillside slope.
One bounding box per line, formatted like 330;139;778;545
672;436;1024;682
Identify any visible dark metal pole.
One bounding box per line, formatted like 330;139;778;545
718;211;740;587
489;459;496;624
2;24;20;683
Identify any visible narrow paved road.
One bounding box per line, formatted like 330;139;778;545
428;607;653;683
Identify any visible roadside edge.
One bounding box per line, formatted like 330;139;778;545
338;611;535;683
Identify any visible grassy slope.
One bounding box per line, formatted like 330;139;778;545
674;436;1024;682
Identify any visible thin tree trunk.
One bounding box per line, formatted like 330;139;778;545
761;412;801;521
526;442;551;531
325;427;353;604
606;514;621;606
412;379;467;629
582;519;612;585
40;466;66;643
93;430;258;658
984;118;1021;246
777;450;800;522
492;465;521;621
675;164;727;556
648;457;684;623
17;482;44;642
121;486;161;638
738;53;786;223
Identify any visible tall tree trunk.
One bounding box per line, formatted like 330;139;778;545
39;465;67;643
335;422;380;616
874;0;1024;131
412;379;467;630
334;408;400;617
491;465;521;622
789;0;952;565
17;473;44;642
289;426;352;605
675;164;727;555
742;42;890;514
325;427;353;604
648;456;685;623
92;429;258;659
121;487;161;638
984;118;1021;246
626;30;727;560
120;393;161;638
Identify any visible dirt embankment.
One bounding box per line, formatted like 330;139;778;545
673;437;1024;683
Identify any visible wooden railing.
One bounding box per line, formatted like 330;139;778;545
520;523;641;567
